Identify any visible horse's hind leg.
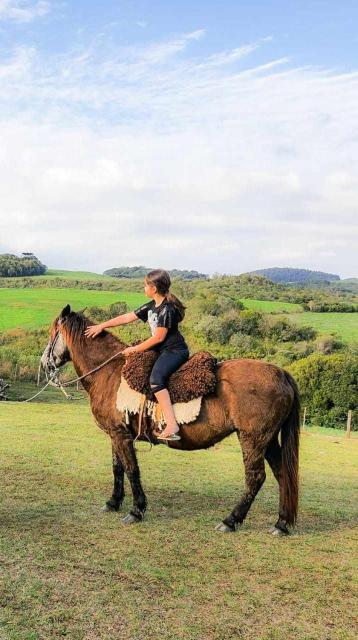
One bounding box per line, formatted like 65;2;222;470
216;434;266;533
102;444;125;512
265;436;289;535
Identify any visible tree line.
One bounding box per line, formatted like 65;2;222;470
104;266;208;280
0;254;47;277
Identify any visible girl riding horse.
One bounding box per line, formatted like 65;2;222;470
85;269;189;441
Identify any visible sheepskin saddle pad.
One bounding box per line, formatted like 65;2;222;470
116;350;217;428
122;349;217;403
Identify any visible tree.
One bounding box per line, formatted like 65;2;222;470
290;353;358;428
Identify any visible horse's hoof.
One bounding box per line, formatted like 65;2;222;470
215;521;237;533
101;503;119;513
121;512;141;525
269;526;289;537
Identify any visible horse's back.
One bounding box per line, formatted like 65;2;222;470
216;357;290;390
215;357;294;433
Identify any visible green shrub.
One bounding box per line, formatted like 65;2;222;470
87;301;129;324
235;310;265;338
268;318;316;342
290;353;358;429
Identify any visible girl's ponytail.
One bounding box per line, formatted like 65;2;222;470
164;291;186;321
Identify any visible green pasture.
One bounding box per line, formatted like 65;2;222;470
288;311;358;343
240;299;358;342
240;298;303;313
0;269;118;283
1;285;357;344
0;288;146;331
45;269;118;281
0;403;357;640
239;299;357;343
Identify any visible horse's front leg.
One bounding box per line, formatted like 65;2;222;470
113;429;147;525
102;443;125;512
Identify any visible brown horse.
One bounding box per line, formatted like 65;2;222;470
41;305;300;534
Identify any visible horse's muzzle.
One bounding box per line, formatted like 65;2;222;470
40;343;55;374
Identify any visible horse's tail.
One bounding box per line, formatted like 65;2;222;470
280;371;301;526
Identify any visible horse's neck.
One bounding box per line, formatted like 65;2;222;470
69;332;126;393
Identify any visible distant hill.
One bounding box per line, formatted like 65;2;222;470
103;266;209;280
329;278;358;295
248;267;340;284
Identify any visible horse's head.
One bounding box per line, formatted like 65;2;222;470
41;304;74;374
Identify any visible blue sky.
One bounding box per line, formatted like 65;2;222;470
0;1;357;277
3;1;358;69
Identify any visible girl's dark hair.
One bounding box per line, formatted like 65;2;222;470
145;269;186;321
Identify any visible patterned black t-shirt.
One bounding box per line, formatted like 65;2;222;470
134;299;188;353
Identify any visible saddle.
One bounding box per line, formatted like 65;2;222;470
121;346;217;403
116;347;218;429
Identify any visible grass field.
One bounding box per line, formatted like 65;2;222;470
240;299;303;313
288;311;358;343
240;299;358;342
1;286;357;343
0;403;357;640
0;288;146;331
45;269;118;281
0;270;119;283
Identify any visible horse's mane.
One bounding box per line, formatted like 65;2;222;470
59;312;88;345
60;312;125;348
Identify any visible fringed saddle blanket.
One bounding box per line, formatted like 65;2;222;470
116;378;204;428
116;349;217;427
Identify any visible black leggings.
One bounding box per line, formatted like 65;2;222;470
149;348;190;393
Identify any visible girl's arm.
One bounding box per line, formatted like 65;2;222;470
85;311;138;338
102;311;138;329
122;327;168;354
131;328;168;352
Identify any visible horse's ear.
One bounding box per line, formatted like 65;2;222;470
60;305;71;318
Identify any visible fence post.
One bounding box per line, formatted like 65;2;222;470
346;410;352;438
302;407;307;430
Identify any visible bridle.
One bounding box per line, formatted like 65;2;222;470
22;314;125;403
44;316;125;389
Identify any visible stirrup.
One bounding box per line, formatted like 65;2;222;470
157;432;181;441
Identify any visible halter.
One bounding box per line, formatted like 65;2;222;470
42;315;125;390
21;311;126;403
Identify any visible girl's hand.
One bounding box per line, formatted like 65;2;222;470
84;324;104;339
122;346;138;356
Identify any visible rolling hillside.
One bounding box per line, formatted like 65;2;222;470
249;267;340;284
0;288;146;331
1;285;357;343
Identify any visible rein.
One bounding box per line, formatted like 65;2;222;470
19;349;125;403
58;348;125;387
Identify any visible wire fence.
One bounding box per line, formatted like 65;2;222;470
302;407;354;436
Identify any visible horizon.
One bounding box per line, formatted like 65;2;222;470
1;1;357;278
3;256;355;280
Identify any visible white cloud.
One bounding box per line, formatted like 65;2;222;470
0;0;50;22
0;31;357;277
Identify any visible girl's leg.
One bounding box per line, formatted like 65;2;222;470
153;388;179;435
150;349;189;436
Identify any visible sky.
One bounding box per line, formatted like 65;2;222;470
0;1;357;278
